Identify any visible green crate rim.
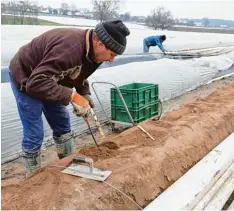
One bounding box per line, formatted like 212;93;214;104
117;83;157;91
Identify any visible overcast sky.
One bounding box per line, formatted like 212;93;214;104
5;0;234;20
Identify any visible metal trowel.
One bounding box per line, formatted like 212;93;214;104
61;156;112;182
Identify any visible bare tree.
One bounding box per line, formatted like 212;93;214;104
203;17;209;27
60;3;69;15
53;9;58;15
92;0;121;22
70;4;77;17
2;0;38;25
187;20;195;26
19;1;31;24
174;18;179;25
145;7;174;30
48;6;53;14
1;2;6;13
10;1;19;24
1;2;7;23
120;12;131;21
27;1;39;25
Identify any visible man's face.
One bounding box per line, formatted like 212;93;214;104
94;40;118;63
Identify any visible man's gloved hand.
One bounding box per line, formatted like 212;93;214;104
70;91;91;117
72;104;90;117
163;51;167;55
82;94;95;108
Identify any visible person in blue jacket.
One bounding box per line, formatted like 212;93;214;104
143;35;167;54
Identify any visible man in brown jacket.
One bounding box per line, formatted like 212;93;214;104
9;20;130;175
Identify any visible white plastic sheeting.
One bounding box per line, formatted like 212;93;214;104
89;52;233;102
1;49;233;163
2;24;234;66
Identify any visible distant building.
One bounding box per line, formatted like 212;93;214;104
75;11;83;16
179;19;188;24
194;22;203;27
220;25;228;28
39;7;50;14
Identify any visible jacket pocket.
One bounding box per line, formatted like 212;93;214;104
68;65;82;80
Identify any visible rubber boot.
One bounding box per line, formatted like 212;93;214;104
23;151;41;176
54;132;75;159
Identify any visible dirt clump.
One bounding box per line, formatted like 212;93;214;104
79;141;120;161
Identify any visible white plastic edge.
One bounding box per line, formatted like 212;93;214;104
144;132;234;211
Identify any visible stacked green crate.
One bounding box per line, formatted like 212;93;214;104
111;83;159;123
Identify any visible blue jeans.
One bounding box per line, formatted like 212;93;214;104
143;40;149;53
9;71;71;154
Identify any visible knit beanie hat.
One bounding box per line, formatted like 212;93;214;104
94;20;130;55
160;35;166;42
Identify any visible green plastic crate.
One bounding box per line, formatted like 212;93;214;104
111;83;159;109
111;102;159;123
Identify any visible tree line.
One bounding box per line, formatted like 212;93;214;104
2;0;211;30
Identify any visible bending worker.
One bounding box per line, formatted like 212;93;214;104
8;20;130;175
143;35;167;54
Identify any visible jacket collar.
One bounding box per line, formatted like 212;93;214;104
85;29;97;64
